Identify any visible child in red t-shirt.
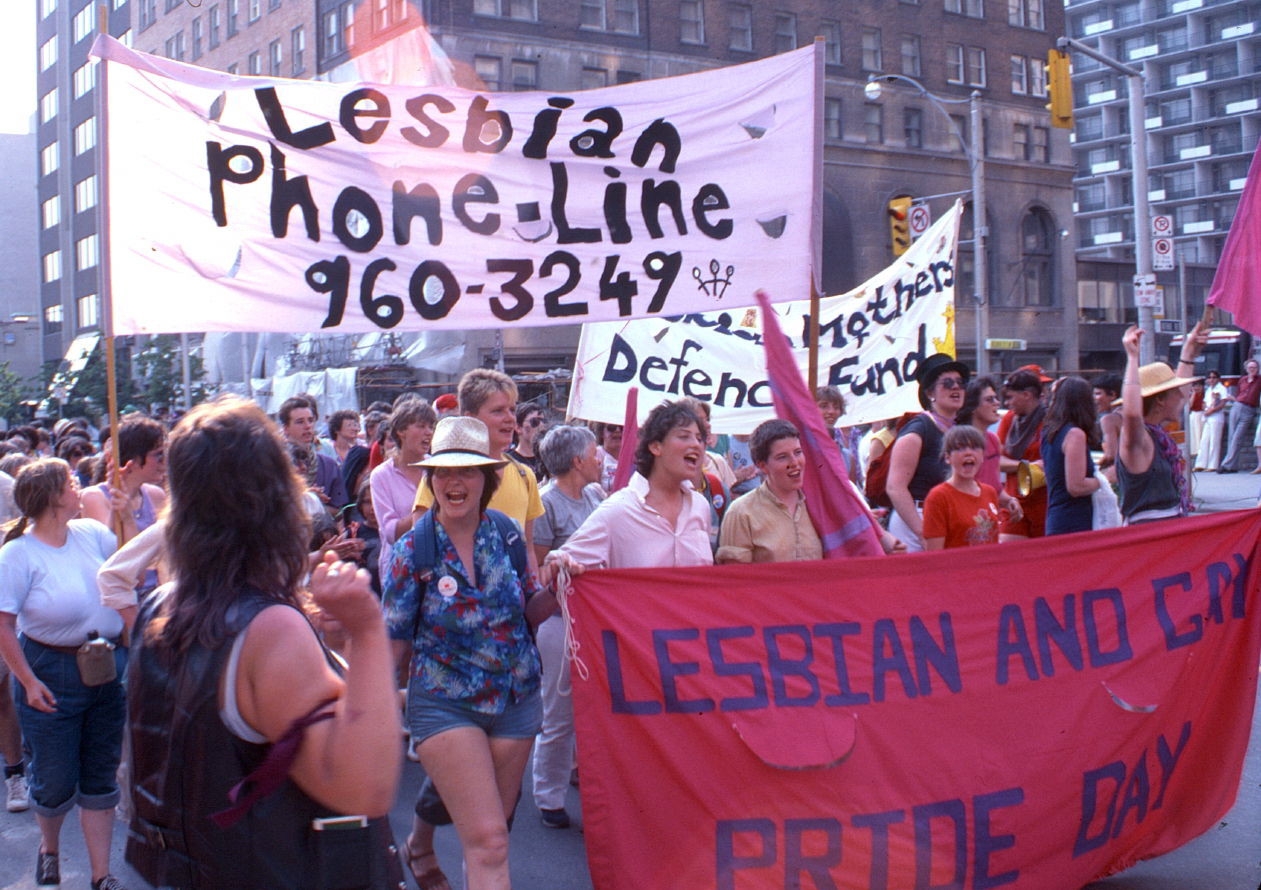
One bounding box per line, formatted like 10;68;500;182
923;425;1002;549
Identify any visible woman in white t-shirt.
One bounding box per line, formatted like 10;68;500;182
0;458;125;889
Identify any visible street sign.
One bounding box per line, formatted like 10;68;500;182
984;338;1028;350
1134;273;1160;308
1151;214;1173;237
909;204;931;239
1153;236;1175;271
1156;319;1183;334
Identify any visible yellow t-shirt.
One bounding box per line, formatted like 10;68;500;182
413;456;544;533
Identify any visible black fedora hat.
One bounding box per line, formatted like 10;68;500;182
915;353;971;409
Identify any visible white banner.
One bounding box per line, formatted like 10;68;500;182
93;38;818;336
567;202;961;434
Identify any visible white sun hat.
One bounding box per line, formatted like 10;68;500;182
413;416;508;469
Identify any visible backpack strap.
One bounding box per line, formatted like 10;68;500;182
409;510;439;584
486;509;529;585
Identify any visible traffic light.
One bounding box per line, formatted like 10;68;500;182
887;196;912;256
1046;48;1074;130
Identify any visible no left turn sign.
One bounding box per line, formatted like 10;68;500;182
909;204;931;239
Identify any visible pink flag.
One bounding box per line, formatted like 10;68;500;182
756;291;883;558
610;387;638;492
1208;137;1261;333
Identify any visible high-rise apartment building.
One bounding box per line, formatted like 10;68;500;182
35;0;132;371
1065;0;1259;367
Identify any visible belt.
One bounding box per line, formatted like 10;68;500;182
25;636;121;656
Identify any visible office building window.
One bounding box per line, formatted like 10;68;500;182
904;108;923;148
227;62;239;74
581;0;637;32
729;4;753;51
901;35;921;77
864;103;883;143
78;294;100;330
39;37;58;72
269;40;282;75
1013;123;1030;159
249;0;260;22
271;0;281;9
192;19;203;59
946;44;964;83
773;13;797;53
73;3;96;41
511;60;538;90
73;62;96;99
44;304;63;334
323;4;354;56
946;0;984;17
137;0;156;31
966;47;987;86
249;51;261;75
1011;55;1027;94
821;20;841;65
616;70;640;83
227;0;239;36
76;235;99;272
825;97;842;140
862;28;882;71
120;29;132;47
1031;126;1049;162
41;0;57;18
43;251;62;284
41;141;59;176
680;0;704;44
1009;0;1043;29
42;196;60;229
1020;209;1054;306
474;56;502;91
292;26;306;74
209;5;221;47
74;118;96;155
581;67;608;90
1029;57;1045;97
75;176;98;213
165;31;186;60
40;88;58;124
474;0;538;19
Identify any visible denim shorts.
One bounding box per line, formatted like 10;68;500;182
14;636;127;817
407;687;542;748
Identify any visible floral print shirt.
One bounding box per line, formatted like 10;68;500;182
383;515;541;714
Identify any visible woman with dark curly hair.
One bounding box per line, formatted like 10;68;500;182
123;396;400;889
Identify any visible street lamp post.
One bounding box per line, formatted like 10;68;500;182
866;74;989;375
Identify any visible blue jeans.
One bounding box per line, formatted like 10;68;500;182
13;636;127;817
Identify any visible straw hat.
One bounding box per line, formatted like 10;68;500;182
413;417;507;469
1111;362;1201;406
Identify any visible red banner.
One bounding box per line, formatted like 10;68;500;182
569;510;1261;889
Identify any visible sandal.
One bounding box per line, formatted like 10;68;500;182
404;847;450;890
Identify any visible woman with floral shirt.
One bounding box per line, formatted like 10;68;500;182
383;416;554;890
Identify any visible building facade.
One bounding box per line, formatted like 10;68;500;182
1065;0;1260;368
0;133;44;385
36;0;1080;383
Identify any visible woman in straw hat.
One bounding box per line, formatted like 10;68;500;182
383;416;555;890
1117;323;1208;524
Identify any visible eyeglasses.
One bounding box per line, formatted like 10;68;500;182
936;378;965;390
981;395;1001;404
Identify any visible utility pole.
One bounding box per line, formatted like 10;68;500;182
1057;37;1155;364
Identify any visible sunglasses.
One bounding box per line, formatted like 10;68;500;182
936;378;965;390
526;416;546;427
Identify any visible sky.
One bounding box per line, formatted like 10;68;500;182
0;3;36;135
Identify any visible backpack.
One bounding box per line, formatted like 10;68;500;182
410;508;529;586
864;412;924;508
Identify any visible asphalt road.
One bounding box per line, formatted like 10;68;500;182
1;475;1258;889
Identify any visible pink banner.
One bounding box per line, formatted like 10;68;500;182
570;510;1261;889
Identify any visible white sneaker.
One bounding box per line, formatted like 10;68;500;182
6;773;29;812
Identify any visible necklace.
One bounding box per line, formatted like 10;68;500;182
927;409;955;431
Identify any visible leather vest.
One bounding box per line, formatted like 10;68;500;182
124;591;400;889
